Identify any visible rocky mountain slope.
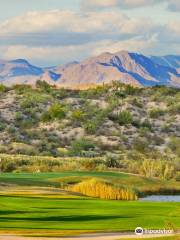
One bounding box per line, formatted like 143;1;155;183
0;59;60;86
0;51;180;88
150;55;180;69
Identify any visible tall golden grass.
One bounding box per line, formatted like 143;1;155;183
67;178;138;200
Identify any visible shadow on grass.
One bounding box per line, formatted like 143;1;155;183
0;214;133;222
0;210;27;215
0;195;89;201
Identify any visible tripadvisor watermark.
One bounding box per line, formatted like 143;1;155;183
135;227;174;236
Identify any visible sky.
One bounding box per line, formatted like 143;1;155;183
0;0;179;66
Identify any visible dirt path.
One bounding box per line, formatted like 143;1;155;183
0;233;176;240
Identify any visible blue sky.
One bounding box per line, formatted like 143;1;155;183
0;0;179;23
0;0;179;66
0;0;80;21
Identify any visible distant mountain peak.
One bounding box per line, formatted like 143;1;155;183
0;51;179;88
9;59;30;65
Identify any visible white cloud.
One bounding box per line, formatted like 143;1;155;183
1;43;98;66
92;37;157;55
0;10;156;51
0;10;77;35
0;10;153;37
1;30;179;67
159;20;180;44
0;8;179;65
167;21;180;35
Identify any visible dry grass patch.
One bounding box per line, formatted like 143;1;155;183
67;178;138;200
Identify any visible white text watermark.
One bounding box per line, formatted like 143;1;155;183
135;227;174;236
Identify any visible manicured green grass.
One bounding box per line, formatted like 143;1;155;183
0;171;179;195
0;194;179;235
0;172;179;236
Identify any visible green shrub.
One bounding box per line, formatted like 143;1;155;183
133;138;150;153
41;103;66;122
36;80;52;93
125;85;138;95
168;103;180;114
20;119;37;129
0;84;7;93
9;142;38;155
18;89;51;119
0;122;6;131
115;91;126;98
7;125;16;134
149;108;166;118
2;162;17;172
111;82;139;96
141;119;152;130
154;85;178;96
41;111;52;122
79;85;108;99
83;121;98;134
132;118;152;130
168;137;180;157
24;107;38;119
52;88;69;99
71;109;86;122
132;119;141;128
118;111;133;125
105;153;121;168
82;106;111;134
13;84;32;95
20;94;47;109
133;98;143;108
70;138;95;156
152;135;165;146
48;103;65;119
0;154;105;172
15;112;24;121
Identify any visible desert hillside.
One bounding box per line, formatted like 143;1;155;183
0;81;179;180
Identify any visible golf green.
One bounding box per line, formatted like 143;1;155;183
0;172;179;236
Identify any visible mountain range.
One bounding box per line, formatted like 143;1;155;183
0;51;180;88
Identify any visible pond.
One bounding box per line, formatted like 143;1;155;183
140;195;180;202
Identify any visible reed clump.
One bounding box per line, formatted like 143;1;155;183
67;178;138;200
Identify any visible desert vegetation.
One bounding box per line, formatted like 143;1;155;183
0;81;179;182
